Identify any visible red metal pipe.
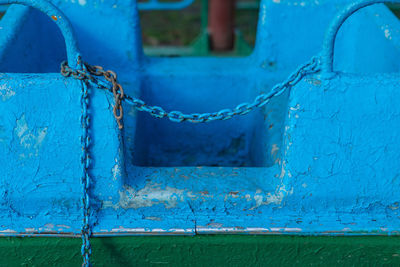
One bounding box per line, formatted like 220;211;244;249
208;0;235;51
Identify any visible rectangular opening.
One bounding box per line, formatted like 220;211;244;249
131;1;279;168
130;66;288;167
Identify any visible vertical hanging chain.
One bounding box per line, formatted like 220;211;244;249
78;58;92;267
60;56;321;267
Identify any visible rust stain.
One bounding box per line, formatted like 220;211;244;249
180;174;189;180
307;78;322;86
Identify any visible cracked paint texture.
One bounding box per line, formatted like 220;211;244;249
0;0;400;236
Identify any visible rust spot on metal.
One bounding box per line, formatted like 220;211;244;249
307;78;322;86
180;174;189;180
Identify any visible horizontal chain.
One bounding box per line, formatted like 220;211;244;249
62;57;320;267
61;57;320;127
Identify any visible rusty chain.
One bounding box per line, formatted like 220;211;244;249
61;56;321;129
61;61;125;129
61;56;320;267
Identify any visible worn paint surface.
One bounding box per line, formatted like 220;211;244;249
1;236;400;266
0;0;400;236
137;0;195;10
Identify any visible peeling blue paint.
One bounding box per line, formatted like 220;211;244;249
0;0;400;237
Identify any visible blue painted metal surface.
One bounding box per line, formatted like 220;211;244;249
138;0;194;10
0;0;400;242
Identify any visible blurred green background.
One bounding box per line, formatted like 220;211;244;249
139;0;259;48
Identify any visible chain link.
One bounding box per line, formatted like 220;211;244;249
61;56;320;267
61;61;125;129
61;57;320;129
81;77;92;267
68;57;93;267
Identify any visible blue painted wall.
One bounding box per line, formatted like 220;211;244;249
0;0;399;235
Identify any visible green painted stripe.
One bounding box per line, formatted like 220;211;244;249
0;236;399;266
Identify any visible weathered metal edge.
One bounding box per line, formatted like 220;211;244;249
1;228;399;237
